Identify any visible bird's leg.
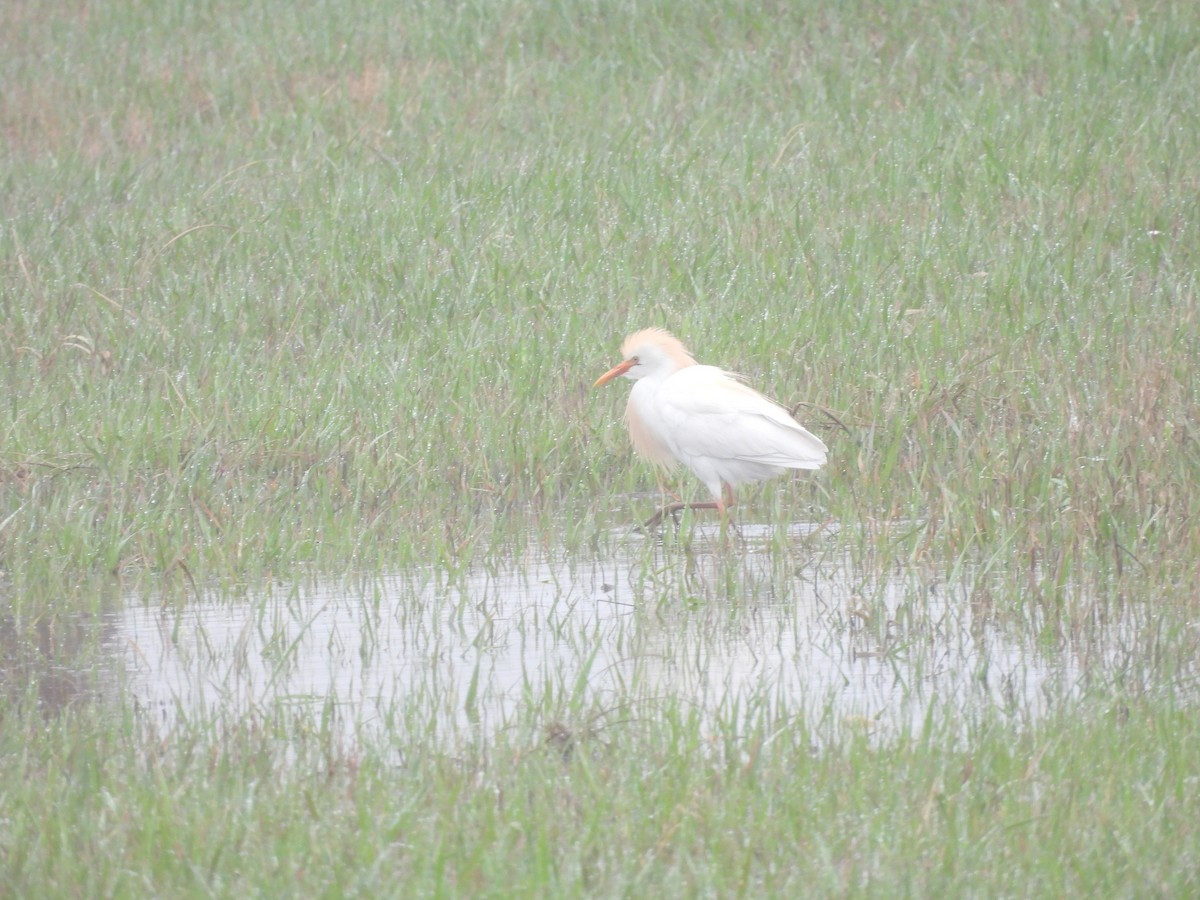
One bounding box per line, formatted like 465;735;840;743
638;504;710;532
716;484;740;540
639;500;720;532
637;482;745;534
640;484;738;534
636;475;689;533
654;473;683;513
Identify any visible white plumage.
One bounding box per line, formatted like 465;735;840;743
594;328;826;523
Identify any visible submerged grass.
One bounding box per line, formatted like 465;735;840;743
3;0;1200;893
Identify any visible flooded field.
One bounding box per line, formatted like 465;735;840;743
98;524;1178;749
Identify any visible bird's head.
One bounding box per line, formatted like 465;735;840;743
594;328;697;386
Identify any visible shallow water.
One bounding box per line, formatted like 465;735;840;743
101;523;1153;746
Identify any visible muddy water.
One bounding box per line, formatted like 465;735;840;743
103;525;1130;745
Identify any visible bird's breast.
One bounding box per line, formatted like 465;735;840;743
624;380;679;468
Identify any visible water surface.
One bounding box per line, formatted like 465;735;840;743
105;524;1145;746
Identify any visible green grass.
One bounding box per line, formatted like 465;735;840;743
3;688;1197;896
2;0;1200;894
3;0;1195;591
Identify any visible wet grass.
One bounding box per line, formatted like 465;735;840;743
3;684;1198;896
3;0;1196;598
2;0;1200;893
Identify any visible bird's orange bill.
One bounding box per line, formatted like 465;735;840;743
593;359;636;387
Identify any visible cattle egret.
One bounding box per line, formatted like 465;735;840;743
594;328;827;529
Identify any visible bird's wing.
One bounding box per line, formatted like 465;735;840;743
654;366;827;468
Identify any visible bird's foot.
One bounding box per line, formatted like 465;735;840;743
636;502;689;534
636;501;725;535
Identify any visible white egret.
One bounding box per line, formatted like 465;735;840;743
594;328;827;528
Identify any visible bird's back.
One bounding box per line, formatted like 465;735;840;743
653;365;827;471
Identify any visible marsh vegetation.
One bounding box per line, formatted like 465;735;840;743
3;0;1199;894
